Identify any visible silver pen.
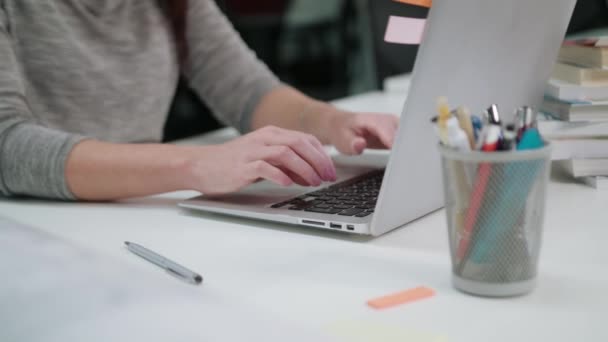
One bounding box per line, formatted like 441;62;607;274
514;106;537;141
124;241;203;285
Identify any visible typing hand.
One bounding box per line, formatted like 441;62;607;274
328;112;399;155
184;126;337;195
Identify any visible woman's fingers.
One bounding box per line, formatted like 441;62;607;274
303;134;337;179
282;169;313;187
334;127;366;155
245;160;293;187
256;126;336;181
257;145;322;186
354;115;398;149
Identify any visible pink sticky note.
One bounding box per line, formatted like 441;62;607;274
384;16;426;45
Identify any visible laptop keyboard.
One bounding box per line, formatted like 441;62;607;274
270;170;384;217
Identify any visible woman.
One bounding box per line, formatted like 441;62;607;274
0;0;398;200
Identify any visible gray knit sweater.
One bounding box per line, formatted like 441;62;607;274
0;0;280;199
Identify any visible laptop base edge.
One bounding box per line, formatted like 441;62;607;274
178;201;372;235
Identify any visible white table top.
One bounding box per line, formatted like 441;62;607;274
1;91;607;341
382;73;411;94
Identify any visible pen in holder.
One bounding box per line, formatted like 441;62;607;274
439;144;552;297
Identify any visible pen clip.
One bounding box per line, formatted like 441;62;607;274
485;104;501;125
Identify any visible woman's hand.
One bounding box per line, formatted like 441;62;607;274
325;111;399;155
183;110;398;195
183;126;337;195
249;86;399;157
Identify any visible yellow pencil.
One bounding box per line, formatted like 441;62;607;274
436;97;451;145
456;106;475;149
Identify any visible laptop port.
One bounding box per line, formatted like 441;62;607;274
346;225;355;231
329;223;342;229
302;220;325;226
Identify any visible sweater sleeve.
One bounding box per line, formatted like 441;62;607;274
0;8;85;199
182;0;281;133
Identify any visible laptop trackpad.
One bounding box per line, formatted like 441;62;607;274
203;184;306;206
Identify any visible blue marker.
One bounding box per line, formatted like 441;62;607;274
471;115;483;142
517;128;544;150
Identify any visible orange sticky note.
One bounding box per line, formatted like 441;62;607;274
367;286;435;309
393;0;432;8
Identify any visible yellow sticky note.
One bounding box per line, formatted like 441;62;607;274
393;0;433;8
367;286;435;309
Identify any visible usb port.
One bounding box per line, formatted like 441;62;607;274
329;223;342;229
346;225;355;231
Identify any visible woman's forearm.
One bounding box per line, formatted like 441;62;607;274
65;140;200;201
249;86;347;144
65;126;339;201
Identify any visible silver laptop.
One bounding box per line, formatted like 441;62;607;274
180;0;576;236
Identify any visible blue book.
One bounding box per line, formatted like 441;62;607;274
541;95;608;122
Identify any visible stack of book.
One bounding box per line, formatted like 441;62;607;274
540;37;608;189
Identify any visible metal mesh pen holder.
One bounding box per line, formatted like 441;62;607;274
439;144;551;297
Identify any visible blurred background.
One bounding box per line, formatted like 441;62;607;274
164;0;608;141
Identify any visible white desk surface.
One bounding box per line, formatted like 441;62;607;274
382;73;412;94
1;91;607;341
